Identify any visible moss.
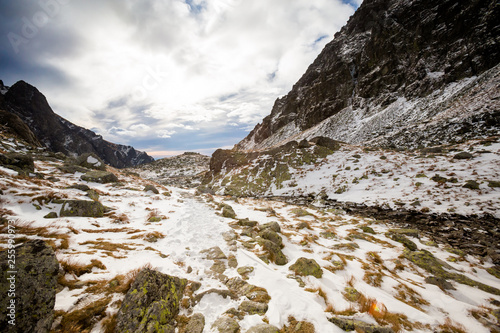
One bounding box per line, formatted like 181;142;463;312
289;257;323;278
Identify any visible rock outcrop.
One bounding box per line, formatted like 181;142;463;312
115;268;187;333
0;80;154;168
0;240;59;333
236;0;500;151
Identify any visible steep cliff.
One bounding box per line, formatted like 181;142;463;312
237;0;500;151
0;80;154;168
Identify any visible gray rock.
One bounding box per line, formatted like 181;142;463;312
115;268;187;333
81;170;119;183
221;204;236;219
453;151;474;160
239;300;268;315
75;153;106;170
43;212;58;219
246;323;280;333
289;257;323;278
238;218;259;227
424;276;455;290
59;200;105;217
0;240;59;333
67;184;90;191
201;246;227;260
258;222;281;233
86;189;100;202
258;239;288;265
0;153;34;174
298;139;310;148
144;184;159;194
329;317;394;333
183;313;205;333
212;316;240;333
390;233;418;251
259;229;283;247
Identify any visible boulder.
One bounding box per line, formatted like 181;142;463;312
43;212;58;219
298;139;310;148
0;153;34;174
258;221;281;233
115;269;187;333
81;170;118;183
75;153;106;170
221;204;236;219
0;240;59;333
390;233;418;251
182;313;205;333
59;200;105;217
289;257;323;278
144;184;159;194
239;300;268;315
259;229;283;247
329;317;394;333
258;239;288;265
453;152;474;160
201;246;227;260
310;137;341;151
246;324;280;333
212;316;240;333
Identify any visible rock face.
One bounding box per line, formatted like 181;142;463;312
116;268;187;333
0;80;154;168
0;109;40;147
236;0;500;151
0;240;59;333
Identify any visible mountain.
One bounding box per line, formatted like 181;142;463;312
130;152;210;187
236;0;500;151
0;80;154;168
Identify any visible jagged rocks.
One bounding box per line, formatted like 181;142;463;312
75;153;106;170
181;313;205;333
246;324;280;333
257;239;288;265
239;300;268;315
80;170;118;184
115;268;187;333
59;200;105;218
389;233;418;251
201;246;227;260
289;257;323;278
212;316;240;333
0;239;59;333
221;204;237;219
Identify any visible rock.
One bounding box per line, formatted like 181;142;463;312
58;164;89;174
343;287;361;302
60;200;105;217
298;139;310;148
258;239;288;265
289;257;323;278
144;184;159;194
0;109;41;147
238;218;259;227
390;233;418;251
259;229;283;247
453;151;474;160
463;180;480;189
488;181;500;188
115;268;187;333
212;316;240;333
43;212;58;219
224;277;270;303
421;147;444;154
81;170;118;183
246;323;280;333
309;137;341;151
258;221;281;233
75;153;106;170
201;246;227;260
425;276;455;290
221;204;236;219
387;228;419;238
361;226;375;234
0;240;59;333
222;231;238;242
329;317;394;333
182;313;205;333
297;222;309;229
86;189;100;202
239;300;268;315
237;266;255;276
0;152;34;174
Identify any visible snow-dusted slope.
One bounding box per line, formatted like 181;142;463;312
1;129;499;332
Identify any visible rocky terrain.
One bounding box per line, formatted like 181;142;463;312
131;152;210;188
1;116;500;333
0;80;154;168
236;0;500;151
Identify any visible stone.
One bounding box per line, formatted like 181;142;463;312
237;218;259;227
258;239;288;265
86;189;100;202
0;240;59;333
259;229;283;247
361;226;375;234
182;313;205;333
289;257;323;278
221;204;236;219
202;246;227;260
212;316;240;333
75;153;106;170
81;170;119;183
67;184;90;191
239;300;268;315
453;152;474;160
310;137;341;151
0;152;34;174
463;180;480;190
115;268;187;333
245;324;280;333
343;287;361;302
59;200;105;218
237;266;255;276
390;233;418;251
387;228;419;238
298;139;310;148
259;221;281;233
329;317;394;333
43;212;58;219
425;276;455;290
144;184;160;194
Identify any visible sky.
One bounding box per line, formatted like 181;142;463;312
0;0;361;158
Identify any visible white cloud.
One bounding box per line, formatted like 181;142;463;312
18;0;356;151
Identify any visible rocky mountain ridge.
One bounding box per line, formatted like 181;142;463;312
236;0;500;151
0;80;154;168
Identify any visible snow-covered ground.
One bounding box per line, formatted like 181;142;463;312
1;133;500;332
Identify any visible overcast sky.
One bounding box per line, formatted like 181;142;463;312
0;0;360;158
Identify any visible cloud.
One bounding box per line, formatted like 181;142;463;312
0;0;357;154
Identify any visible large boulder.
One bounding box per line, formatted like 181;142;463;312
212;316;240;333
246;324;280;333
0;153;34;174
115;269;187;333
0;240;59;333
75;153;106;171
59;200;105;217
289;257;323;278
80;170;118;184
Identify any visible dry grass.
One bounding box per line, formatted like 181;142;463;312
101;313;117;333
79;240;135;252
82;227;141;234
3;219;71;250
394;283;429;311
53;296;112;333
130;231;166;242
32;191;67;205
59;258;107;277
438;318;467;333
279;316;315;333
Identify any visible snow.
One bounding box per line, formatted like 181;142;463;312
87;155;101;167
